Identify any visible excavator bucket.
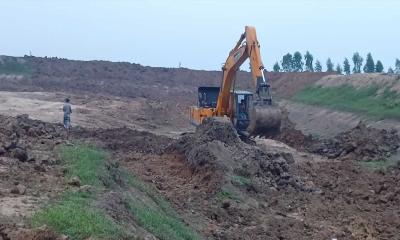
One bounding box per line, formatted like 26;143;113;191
247;105;282;137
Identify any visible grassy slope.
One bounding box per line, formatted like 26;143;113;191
32;144;201;240
293;85;400;120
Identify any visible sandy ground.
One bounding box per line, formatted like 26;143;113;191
0;91;189;137
2;90;398;139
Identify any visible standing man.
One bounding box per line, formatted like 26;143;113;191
63;98;72;134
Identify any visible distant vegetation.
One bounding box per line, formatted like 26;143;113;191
293;85;400;120
272;52;400;75
0;56;32;75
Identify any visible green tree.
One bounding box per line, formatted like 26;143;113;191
281;53;293;72
375;60;384;73
343;58;351;75
326;58;334;72
304;51;314;72
352;52;363;73
292;51;304;72
363;53;375;73
336;64;342;74
315;60;322;72
273;62;281;72
396;59;400;74
388;67;394;74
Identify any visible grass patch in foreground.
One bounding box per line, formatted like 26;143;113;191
36;144;201;240
293;85;400;120
124;172;177;217
231;175;251;187
32;191;125;240
126;197;201;240
216;188;240;201
33;145;125;239
123;171;202;240
59;144;109;186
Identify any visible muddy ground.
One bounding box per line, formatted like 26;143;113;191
0;56;400;239
2;113;399;239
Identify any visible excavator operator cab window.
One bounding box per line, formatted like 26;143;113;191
198;87;220;108
233;91;252;131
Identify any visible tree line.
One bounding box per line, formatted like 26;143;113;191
272;52;400;75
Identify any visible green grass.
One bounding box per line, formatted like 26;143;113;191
59;144;109;186
231;175;251;187
215;188;238;201
125;173;177;217
34;144;201;240
126;198;201;240
32;145;124;239
0;57;32;75
293;85;400;120
32;192;125;240
361;157;400;171
123;171;201;240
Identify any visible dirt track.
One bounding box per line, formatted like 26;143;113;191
0;56;400;239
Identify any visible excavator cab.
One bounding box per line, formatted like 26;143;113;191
232;90;253;132
198;87;219;108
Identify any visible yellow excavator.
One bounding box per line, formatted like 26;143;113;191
190;26;281;136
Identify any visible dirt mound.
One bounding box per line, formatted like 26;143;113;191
0;114;64;163
308;122;400;160
273;109;314;149
76;127;171;154
0;114;67;233
168;118;299;190
274;114;400;161
269;72;333;98
1;225;66;240
315;73;400;93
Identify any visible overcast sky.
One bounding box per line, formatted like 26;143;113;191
1;0;399;71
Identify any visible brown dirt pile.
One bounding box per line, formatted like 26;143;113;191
0;114;66;234
0;114;65;164
168;118;300;190
0;224;67;240
308;122;400;160
273;109;313;149
315;73;400;94
275;113;400;161
76;127;170;154
269;72;334;98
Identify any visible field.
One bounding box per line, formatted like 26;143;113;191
0;56;399;240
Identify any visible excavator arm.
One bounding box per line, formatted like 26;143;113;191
216;26;271;116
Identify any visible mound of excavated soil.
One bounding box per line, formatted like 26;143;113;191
274;113;400;161
76;127;171;154
0;114;65;164
308;122;400;160
0;225;66;240
272;109;314;149
168;118;300;190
